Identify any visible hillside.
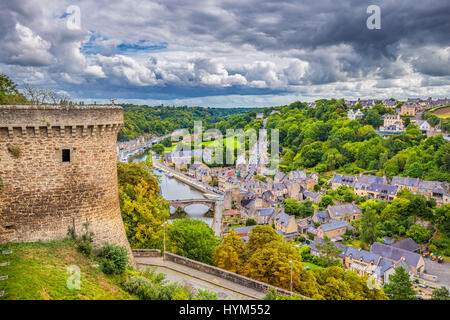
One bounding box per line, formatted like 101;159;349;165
0;240;136;300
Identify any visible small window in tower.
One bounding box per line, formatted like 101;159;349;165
62;149;71;162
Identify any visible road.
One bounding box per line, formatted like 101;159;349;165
135;256;263;300
424;259;450;290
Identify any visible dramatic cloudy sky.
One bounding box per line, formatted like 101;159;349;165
0;0;449;107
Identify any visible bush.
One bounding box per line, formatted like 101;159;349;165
97;243;129;274
245;218;257;226
74;222;94;257
123;276;152;294
296;236;306;242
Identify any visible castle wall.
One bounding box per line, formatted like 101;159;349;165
0;105;132;255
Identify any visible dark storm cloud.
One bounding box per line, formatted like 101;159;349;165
0;0;448;105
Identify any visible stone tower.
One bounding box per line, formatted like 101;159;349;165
0;105;131;254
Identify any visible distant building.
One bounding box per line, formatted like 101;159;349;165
327;203;362;223
330;174;357;189
391;176;420;194
392;238;420;253
347;109;364;120
400;104;416;116
411;119;431;134
316;220;354;240
274;211;299;241
379;114;404;133
256;113;264;119
256;207;275;225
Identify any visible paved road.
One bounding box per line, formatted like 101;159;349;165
135;257;264;300
424;259;450;290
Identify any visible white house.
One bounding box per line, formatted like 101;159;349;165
348;109;364;120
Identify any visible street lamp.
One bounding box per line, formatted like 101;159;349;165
162;221;167;260
289;260;293;295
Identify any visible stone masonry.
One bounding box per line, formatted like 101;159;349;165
0;105;132;257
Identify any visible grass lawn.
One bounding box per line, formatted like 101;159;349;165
164;142;178;152
346;239;362;249
0;240;136;300
432;105;450;119
303;262;321;270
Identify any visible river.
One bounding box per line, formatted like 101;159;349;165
132;153;213;226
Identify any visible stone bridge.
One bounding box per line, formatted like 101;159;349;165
169;198;216;211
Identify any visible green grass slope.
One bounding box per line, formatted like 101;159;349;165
0;240;136;300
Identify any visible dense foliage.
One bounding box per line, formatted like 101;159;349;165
383;266;417;300
167;218;219;265
119;104;254;141
117;158;171;250
214;226;387;300
97;243;129;274
265;99;450;181
0;74;28;105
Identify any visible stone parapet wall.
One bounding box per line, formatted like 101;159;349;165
0;105;123;139
164;252;306;299
132;249;162;257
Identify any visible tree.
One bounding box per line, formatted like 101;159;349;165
318;195;334;210
245;225;284;254
405;162;423;178
315;236;343;267
118;159;171;250
283;198;301;215
245;218;257;226
365;109;383;127
152;143;165;154
167;218;218;265
431;286;450;300
297;200;314;218
161;137;173;148
0;74;28;104
361;207;379;245
213;231;245;273
406;224;432;244
384;266;416;300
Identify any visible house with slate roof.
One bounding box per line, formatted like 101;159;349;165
272;182;288;198
274;211;299;241
411;119;431;134
303;190;321;204
327;203;362;223
289;169;307;181
365;183;398;201
370;242;425;275
354;174;387;197
392;238;420;253
274;171;286;183
312;210;331;224
316;220;354;240
417;180;450;206
330;173;357;190
391;176;420;194
255;207;275;225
